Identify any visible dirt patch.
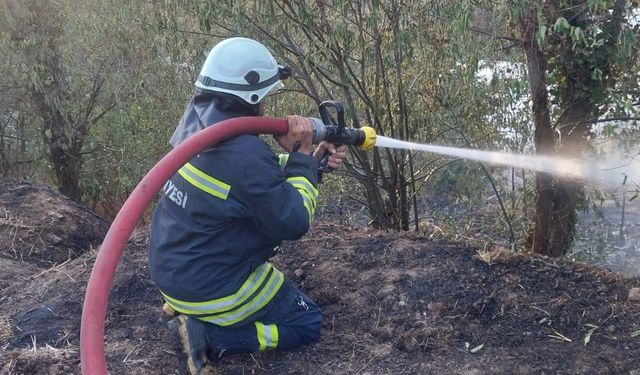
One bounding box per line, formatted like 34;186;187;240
0;178;109;267
0;229;173;375
0;257;39;295
269;226;640;375
0;185;639;374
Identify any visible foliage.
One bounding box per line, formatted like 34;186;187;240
0;0;194;207
137;0;521;231
502;0;640;256
1;0;638;268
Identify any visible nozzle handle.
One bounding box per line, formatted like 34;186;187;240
318;152;332;174
308;100;377;176
319;101;345;129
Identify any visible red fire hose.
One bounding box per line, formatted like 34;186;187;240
80;117;289;375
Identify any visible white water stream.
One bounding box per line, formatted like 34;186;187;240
375;135;640;188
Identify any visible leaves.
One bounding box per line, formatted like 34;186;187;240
569;27;587;49
590;67;603;81
553;17;570;33
535;25;547;47
587;0;611;12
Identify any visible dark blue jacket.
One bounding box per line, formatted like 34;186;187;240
148;96;318;303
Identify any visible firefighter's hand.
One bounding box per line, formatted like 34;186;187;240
313;142;347;170
275;115;313;154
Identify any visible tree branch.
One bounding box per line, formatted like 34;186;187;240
604;0;626;49
468;26;519;42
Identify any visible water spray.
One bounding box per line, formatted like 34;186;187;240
309;101;637;187
374;136;640;188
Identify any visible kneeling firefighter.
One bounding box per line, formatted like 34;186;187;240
148;37;346;374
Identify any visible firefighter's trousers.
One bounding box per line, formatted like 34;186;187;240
202;279;322;353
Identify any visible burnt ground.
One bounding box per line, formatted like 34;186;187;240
1;178;639;375
0;178;109;267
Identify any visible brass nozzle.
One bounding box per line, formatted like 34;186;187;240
359;126;376;151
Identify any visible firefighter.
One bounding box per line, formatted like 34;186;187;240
148;37;346;374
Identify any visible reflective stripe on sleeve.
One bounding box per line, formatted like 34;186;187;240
286;176;318;200
255;322;279;351
286;176;318;223
301;196;314;224
178;162;230;200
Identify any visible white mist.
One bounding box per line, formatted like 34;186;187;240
375;136;640;188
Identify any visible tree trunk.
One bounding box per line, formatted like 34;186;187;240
522;0;626;256
50;145;83;201
7;0;86;202
521;12;556;256
35;94;84;202
548;102;590;256
529;0;625;256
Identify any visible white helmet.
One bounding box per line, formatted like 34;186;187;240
195;37;290;105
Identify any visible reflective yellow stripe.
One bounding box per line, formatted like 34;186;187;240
178;162;230;200
255;322;278;351
287;176;318;200
202;269;284;326
286;176;318;224
162;263;273;313
269;323;279;349
293;187;316;209
301;195;313;224
256;322;266;351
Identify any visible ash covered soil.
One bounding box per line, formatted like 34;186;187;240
1;178;639;375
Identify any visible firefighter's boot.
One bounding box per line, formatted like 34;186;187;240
162;302;179;320
168;315;216;375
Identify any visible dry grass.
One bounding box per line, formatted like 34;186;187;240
475;247;507;265
1;340;78;375
0;315;13;342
